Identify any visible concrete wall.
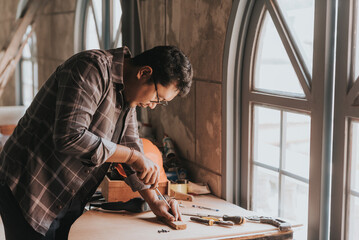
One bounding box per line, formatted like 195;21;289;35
0;0;76;106
140;0;232;198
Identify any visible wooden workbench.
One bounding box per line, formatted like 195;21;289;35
69;195;302;240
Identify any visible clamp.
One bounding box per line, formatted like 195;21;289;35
246;216;292;231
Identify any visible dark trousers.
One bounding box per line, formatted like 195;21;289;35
0;181;85;240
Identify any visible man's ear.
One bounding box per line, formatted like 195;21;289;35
137;66;153;82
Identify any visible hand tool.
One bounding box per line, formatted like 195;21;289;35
183;213;246;225
155;187;171;209
192;204;219;211
190;216;234;226
246;216;292;231
89;197;150;213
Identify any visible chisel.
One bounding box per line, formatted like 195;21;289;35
190;216;234;226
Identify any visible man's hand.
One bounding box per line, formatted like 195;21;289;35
148;198;182;222
139;189;182;222
127;150;160;188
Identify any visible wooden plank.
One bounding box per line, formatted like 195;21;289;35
158;217;187;230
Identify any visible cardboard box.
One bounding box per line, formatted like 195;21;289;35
100;175;169;202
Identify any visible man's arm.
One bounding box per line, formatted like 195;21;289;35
106;144;159;187
53;55;118;166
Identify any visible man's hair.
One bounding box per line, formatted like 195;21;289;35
131;46;193;96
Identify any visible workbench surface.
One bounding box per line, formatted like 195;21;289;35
69;195;302;240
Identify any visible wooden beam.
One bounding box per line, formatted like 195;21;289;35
0;26;34;96
0;0;48;97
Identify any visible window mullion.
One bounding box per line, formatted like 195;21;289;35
265;0;312;100
89;0;103;49
331;0;352;238
278;110;285;217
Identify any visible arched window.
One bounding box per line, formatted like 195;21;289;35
75;0;123;51
224;0;342;239
16;0;38;106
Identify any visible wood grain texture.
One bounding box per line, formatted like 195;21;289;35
169;189;194;201
158;217;187;230
69;195;301;240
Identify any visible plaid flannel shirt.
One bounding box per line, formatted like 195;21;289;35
0;47;145;235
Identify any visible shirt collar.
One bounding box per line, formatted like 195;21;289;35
107;46;132;90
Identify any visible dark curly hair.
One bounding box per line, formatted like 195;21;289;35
131;46;193;96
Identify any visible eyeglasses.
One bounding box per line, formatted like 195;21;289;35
150;82;168;106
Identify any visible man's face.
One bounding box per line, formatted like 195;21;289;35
129;81;179;109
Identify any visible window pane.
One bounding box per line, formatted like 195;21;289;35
85;6;101;50
348;195;359;240
91;0;102;39
22;41;31;58
281;176;308;239
21;61;33;85
354;1;359;81
252;166;279;217
283;112;310;179
349;122;359;239
277;0;314;75
113;0;122;46
254;12;305;97
22;83;34;106
351;122;359;192
253;106;281;168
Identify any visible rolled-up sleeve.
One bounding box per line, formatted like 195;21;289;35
53;56;116;166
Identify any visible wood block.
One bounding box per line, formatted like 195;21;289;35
158;217;187;230
100;176;168;202
169;189;194;201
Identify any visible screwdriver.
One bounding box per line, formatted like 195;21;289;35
155;187;171;209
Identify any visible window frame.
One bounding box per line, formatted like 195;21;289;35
74;0;123;52
331;0;359;239
224;0;337;239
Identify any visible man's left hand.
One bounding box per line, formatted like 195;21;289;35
139;188;182;222
148;198;182;222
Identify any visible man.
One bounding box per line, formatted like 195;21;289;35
0;45;193;239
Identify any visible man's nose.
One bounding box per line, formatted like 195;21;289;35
149;102;157;109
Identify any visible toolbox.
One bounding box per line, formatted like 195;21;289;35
100;176;169;202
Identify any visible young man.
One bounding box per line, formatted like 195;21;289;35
0;46;193;239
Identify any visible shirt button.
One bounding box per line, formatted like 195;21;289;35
57;205;63;209
70;189;76;194
85;169;90;174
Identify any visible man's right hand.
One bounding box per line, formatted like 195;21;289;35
127;150;160;188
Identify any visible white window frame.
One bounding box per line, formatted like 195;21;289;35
331;0;359;239
224;0;337;239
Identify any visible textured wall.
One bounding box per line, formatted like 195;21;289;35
0;0;20;106
0;0;76;106
140;0;232;197
0;0;233;198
